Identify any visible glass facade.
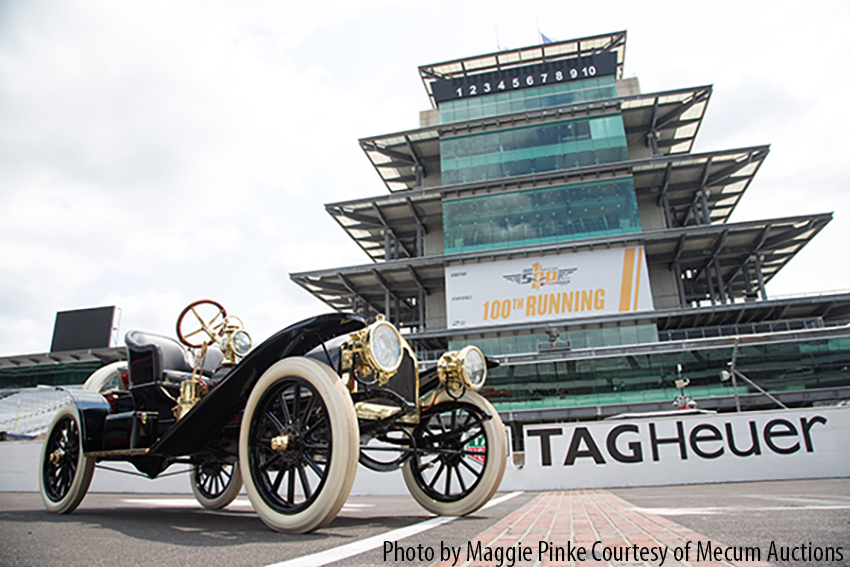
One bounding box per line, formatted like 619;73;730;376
440;114;629;185
450;325;658;357
0;361;104;389
426;51;848;417
439;76;617;124
443;178;641;254
475;335;850;411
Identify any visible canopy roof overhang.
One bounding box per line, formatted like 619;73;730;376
655;292;850;332
291;212;831;328
361;85;712;193
413;293;850;346
418;31;627;108
331;145;768;263
0;347;126;371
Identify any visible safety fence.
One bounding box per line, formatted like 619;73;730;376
0;387;72;438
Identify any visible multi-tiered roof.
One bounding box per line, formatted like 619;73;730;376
291;31;850;345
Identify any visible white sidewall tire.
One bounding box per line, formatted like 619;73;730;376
239;357;359;533
39;404;95;514
402;390;507;516
190;462;243;510
82;361;124;392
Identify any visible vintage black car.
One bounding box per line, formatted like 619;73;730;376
39;300;507;533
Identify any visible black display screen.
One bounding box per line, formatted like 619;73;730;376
431;51;618;105
51;306;116;352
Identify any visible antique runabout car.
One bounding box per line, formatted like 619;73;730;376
39;300;507;533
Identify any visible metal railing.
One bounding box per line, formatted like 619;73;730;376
0;387;72;438
495;324;850;366
658;318;825;342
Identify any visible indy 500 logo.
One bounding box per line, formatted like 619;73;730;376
503;262;577;291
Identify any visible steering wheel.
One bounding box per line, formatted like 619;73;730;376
177;300;228;348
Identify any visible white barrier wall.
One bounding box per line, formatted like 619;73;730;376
0;442;194;493
2;407;848;495
499;406;850;490
0;442;408;495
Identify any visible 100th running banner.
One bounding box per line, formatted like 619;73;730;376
445;246;652;330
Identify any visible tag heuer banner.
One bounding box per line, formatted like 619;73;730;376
445;246;652;329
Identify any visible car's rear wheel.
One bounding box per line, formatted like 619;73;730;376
239;357;359;533
39;404;95;514
402;390;507;516
82;361;125;392
191;460;242;509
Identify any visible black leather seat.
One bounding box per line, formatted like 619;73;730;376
125;331;198;429
125;331;195;386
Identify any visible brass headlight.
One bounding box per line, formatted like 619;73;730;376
220;317;252;365
227;330;253;356
368;321;403;374
437;345;487;392
341;317;404;386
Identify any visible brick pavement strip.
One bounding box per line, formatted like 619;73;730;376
431;490;771;567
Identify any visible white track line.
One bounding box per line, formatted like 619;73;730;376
632;504;850;516
264;491;524;567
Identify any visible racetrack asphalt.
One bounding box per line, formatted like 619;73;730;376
0;478;847;567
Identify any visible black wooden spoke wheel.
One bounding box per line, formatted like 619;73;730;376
410;403;488;500
39;405;95;514
240;357;358;533
403;390;507;516
250;378;331;514
191;460;242;509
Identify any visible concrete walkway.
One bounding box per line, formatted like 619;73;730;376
433;490;771;566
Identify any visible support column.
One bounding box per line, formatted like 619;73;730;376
690;193;703;226
699;189;711;224
713;258;727;304
414;164;423;188
662;193;673;228
753;255;768;300
673;261;687;306
705;268;717;305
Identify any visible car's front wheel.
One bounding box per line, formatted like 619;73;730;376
239;357;359;533
39;404;95;514
402;390;507;516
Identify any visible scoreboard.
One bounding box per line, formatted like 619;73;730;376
431;51;617;104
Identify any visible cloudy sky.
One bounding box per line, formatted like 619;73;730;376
1;0;848;356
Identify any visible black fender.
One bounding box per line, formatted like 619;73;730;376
56;387;110;453
149;312;366;457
